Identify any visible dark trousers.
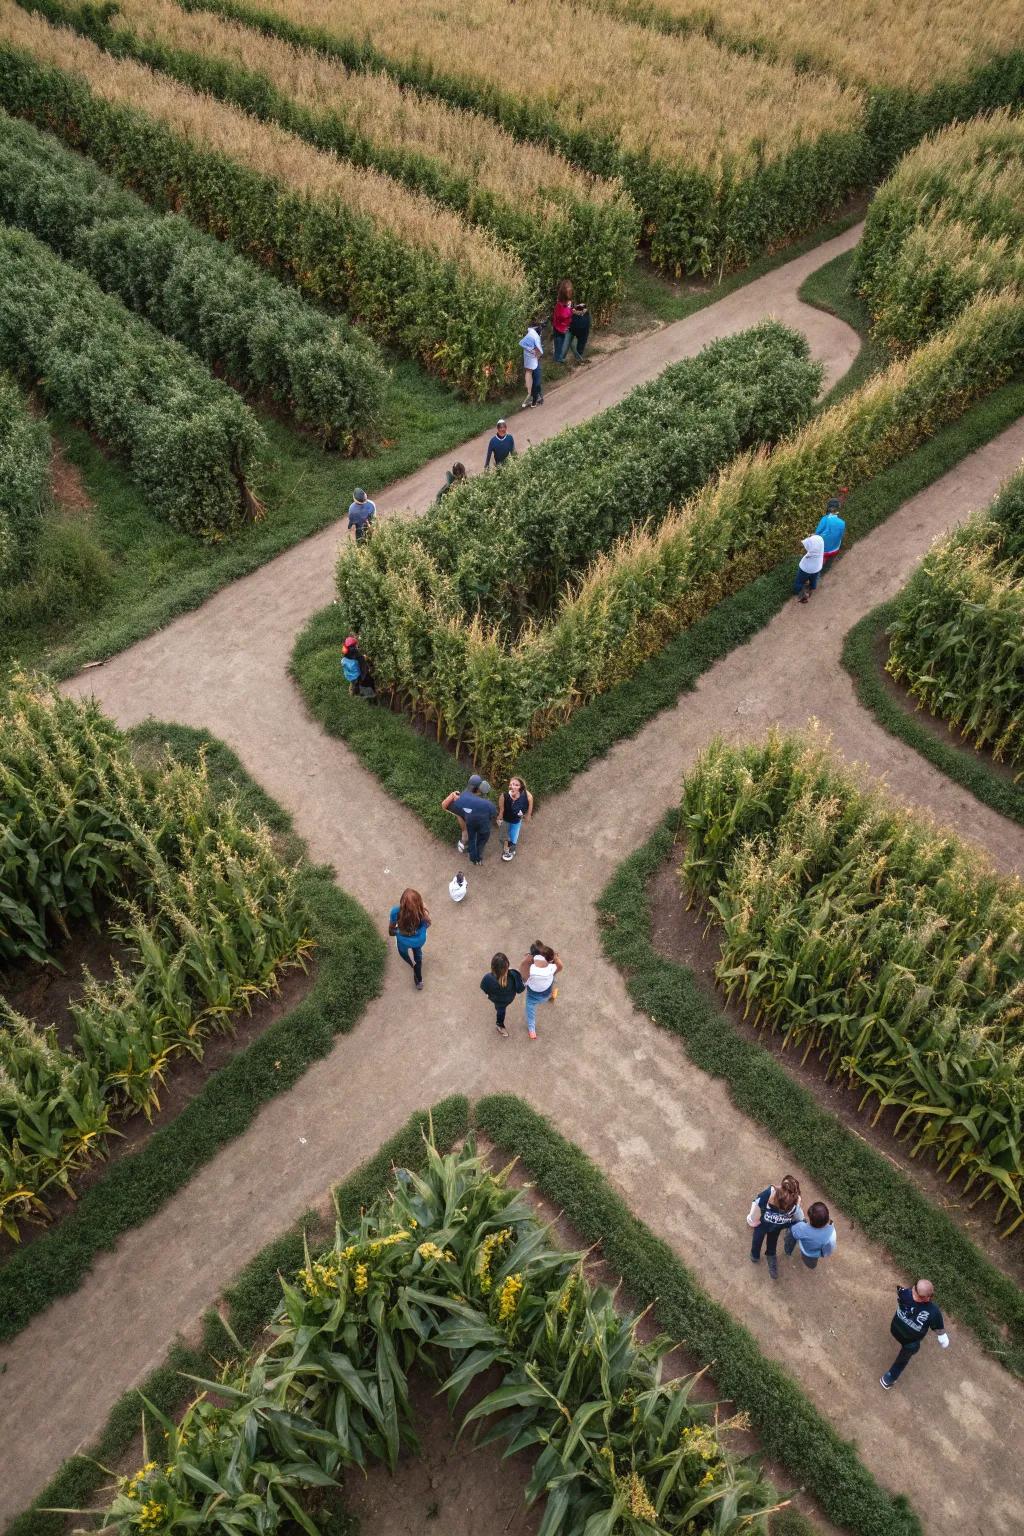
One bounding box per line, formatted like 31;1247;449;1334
783;1233;818;1267
399;946;423;984
530;363;543;403
493;1004;507;1029
751;1225;783;1260
887;1324;921;1382
794;566;820;596
553;330;570;363
467;822;491;864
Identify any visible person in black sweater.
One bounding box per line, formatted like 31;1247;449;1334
479;951;524;1037
880;1279;950;1389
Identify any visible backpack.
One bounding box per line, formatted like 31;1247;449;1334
342;656;361;683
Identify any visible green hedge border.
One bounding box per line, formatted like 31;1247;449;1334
842;598;1024;828
0;722;387;1346
6;1092;916;1536
292;374;1024;836
3;1095;471;1536
595;815;1024;1379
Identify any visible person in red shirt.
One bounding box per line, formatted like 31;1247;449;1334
552;279;575;364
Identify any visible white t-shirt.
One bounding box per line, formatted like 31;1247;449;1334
527;959;557;991
519;328;543;369
799;534;825;574
448;875;467;902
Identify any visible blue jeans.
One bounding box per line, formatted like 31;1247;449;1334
524;985;553;1034
886;1324;921;1381
467;821;491;864
553;331;570;363
751;1224;785;1260
504;819;522;846
529;363;543;403
794;565;819;596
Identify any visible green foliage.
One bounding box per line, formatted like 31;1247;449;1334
0;28;531;399
0;510;114;633
476;1095;922;1536
679;730;1024;1235
0;109;386;449
3;1097;467;1536
887;464;1024;771
0;679;314;1239
0;225;265;537
0;368;51;580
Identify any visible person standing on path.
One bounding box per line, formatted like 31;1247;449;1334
783;1201;836;1269
746;1175;803;1280
347;487;376;543
568;299;591;361
794;531;825;602
441;776;498;864
552;280;574;364
880;1280;950;1390
498;775;533;861
388;888;430;991
816;491;848;568
519;320;544;409
485;419;516;470
480;951;525;1038
519;941;562;1039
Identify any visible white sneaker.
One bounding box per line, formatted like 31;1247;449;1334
456;839;466;853
501;847;515;861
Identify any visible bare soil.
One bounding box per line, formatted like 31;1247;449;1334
645;847;1024;1285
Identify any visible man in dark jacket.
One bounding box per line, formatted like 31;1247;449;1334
880;1279;950;1389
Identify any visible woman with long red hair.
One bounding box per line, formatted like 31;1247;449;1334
388;888;431;990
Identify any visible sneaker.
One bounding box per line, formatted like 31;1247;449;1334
879;1374;894;1391
456;839;466;853
415;978;423;991
766;1255;778;1280
534;395;544;406
750;1252;760;1265
501;846;515;861
521;398;533;410
799;594;809;604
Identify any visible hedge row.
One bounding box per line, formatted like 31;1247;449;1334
594;820;1024;1376
4;1095;470;1536
53;0;639;315
0;224;265;537
0;109;385;449
0;8;532;398
0;721;387;1345
0;368;50;581
854;108;1024;351
335;291;1024;775
887;462;1024;771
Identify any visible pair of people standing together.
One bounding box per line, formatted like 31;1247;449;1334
747;1176;836;1278
481;943;562;1039
441;774;533;864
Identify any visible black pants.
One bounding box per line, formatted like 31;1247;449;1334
751;1224;784;1259
530;363;543;402
399;946;423;984
493;1004;507;1029
887;1324;921;1382
467;822;491;864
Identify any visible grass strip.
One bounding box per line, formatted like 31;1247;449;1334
841;599;1024;827
0;722;387;1345
3;1094;470;1536
292;373;1024;827
594;816;1024;1377
476;1092;921;1536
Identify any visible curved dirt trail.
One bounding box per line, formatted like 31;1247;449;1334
4;222;1024;1535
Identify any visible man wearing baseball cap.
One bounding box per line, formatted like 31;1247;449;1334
440;774;498;864
347;486;376;542
484;419;515;470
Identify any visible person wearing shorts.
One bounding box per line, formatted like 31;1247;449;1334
498;776;533;862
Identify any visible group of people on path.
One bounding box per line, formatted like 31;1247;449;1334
748;1175;950;1388
518;280;592;411
441;772;533;864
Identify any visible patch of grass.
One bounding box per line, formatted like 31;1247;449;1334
0;722;388;1346
842;599;1024;826
292;374;1024;823
593;816;1024;1379
476;1093;921;1536
3;1095;470;1536
796;249;888;406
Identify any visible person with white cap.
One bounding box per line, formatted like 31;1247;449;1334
485;419;516;470
347;487;376;542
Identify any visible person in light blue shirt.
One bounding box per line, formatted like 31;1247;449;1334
815;492;847;566
784;1201;837;1270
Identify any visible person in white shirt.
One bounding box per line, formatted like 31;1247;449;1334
519;323;544;410
448;871;468;902
518;940;562;1039
794;532;825;603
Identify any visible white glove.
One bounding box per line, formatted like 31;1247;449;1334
937;1333;950;1349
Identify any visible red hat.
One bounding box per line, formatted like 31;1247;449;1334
343;634;358;649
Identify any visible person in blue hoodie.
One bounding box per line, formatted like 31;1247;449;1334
784;1201;837;1270
816;489;848;569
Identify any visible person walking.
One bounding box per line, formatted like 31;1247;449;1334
519;941;562;1039
485;419;516;470
880;1279;950;1390
441;775;498;864
552;280;574;364
436;462;467;502
816;490;848;568
388;888;430;991
568;299;591;361
794;531;825;603
347;487;376;543
783;1201;837;1270
480;951;525;1038
498;775;533;861
746;1174;803;1280
518;320;544;409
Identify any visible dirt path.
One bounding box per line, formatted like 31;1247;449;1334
4;223;1024;1535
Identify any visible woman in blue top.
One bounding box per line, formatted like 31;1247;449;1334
388;888;430;991
498;776;533;862
746;1174;802;1280
784;1201;837;1271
